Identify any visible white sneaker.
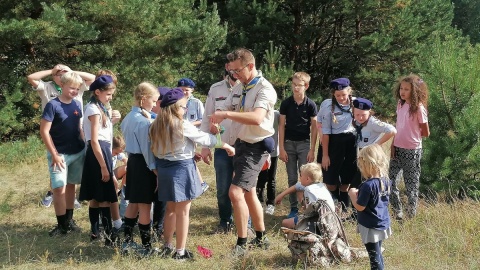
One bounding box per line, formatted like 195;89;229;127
265;204;275;215
74;199;81;209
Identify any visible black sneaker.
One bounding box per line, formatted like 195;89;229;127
173;250;194;260
248;236;270;250
49;225;68;237
68;219;81;232
231;244;247;257
159;246;174;258
136;247;160;258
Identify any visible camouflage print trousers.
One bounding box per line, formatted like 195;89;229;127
388;147;423;218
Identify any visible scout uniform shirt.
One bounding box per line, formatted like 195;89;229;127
220;72;277;144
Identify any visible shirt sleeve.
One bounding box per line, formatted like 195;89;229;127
183;120;217;148
371;117;396;134
84;103;100;118
320;105;333;134
254;85;276;111
33;80;46;91
356;182;373;207
418;104;428;124
134;120;156;170
308;99;318;117
196;99;204;121
41;102;55;122
279;99;288;115
200;90;215;132
294;182;305;191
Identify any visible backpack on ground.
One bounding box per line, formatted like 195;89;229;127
282;199;367;267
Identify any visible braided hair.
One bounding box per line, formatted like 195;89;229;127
330;87;353;124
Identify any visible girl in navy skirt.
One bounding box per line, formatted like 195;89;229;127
120;82;160;255
317;78;357;212
79;75;117;246
149;88;235;260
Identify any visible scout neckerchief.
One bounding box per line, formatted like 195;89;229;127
353;119;368;146
53;82;62;94
240;76;260;112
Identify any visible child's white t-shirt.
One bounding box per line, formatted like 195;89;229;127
83;102;113;142
295;182;335;211
113;152;126;168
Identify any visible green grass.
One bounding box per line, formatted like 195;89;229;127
0;143;479;269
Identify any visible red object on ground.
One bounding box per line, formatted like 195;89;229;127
197;245;213;258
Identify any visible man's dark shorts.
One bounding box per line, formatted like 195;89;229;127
232;139;269;192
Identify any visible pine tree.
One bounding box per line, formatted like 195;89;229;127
414;32;480;199
0;0;227;140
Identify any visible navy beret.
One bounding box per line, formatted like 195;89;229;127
263;136;275;153
157;86;171;99
353;97;373;110
89;75;114;91
161;88;185;108
177;78;196;88
330;78;350;90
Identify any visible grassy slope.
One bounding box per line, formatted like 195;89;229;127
0;155;479;270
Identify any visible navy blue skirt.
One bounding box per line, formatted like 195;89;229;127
79;141;117;203
125;154;156;203
156;158;202;202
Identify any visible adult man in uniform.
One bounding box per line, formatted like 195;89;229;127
211;48;277;255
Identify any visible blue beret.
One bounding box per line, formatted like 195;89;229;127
177;78;196;88
353;97;373;110
157;86;171;99
330;78;350;90
89;75;114;91
160;88;185;108
263;136;275;153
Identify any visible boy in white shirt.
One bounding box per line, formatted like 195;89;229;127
274;162;334;229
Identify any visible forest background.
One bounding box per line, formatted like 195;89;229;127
1;0;480;198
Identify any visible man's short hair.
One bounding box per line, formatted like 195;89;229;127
226;48;255;66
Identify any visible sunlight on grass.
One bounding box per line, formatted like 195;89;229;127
0;156;479;269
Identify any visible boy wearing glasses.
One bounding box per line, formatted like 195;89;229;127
211;48;277;256
278;72;318;219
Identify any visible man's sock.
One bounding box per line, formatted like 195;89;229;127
236;237;247;247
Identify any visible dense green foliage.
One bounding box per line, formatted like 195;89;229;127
2;0;480;196
0;0;227;140
414;33;480;197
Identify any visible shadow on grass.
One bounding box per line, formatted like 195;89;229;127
0;223;122;267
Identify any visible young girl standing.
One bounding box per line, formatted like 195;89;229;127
317;78;356;212
389;74;430;220
79;75;118;246
120;82;160;256
349;144;392;270
149;88;235;260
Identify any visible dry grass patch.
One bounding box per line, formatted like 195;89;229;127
1;158;479;269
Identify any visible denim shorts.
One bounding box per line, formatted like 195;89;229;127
47;149;85;189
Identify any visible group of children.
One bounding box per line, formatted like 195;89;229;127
31;60;429;267
273;73;429;269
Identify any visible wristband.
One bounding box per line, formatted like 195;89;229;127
214;133;223;148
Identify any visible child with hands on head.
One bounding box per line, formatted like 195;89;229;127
78;75;118;246
389;74;430;220
348;144;392;270
274;163;334;229
39;71;86;236
149;88;234;260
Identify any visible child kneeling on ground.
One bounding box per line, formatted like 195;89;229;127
274;162;334;228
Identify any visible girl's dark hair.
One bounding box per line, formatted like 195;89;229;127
393;74;429;117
